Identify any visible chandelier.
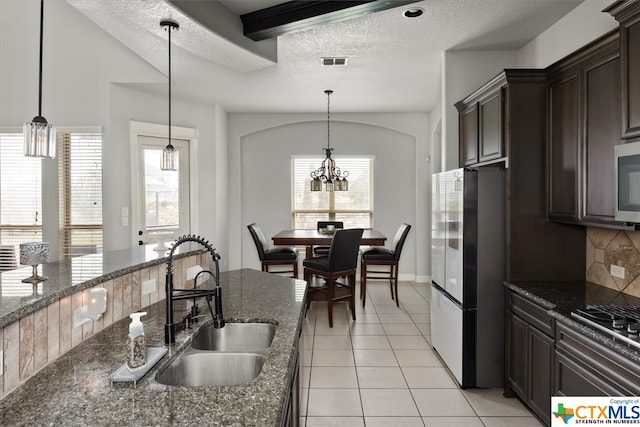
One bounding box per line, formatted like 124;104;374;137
160;20;179;171
24;0;55;159
310;90;349;192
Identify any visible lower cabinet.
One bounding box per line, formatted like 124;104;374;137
506;291;554;426
555;322;640;397
507;288;640;427
281;333;301;427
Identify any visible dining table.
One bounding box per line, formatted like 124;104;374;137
271;228;387;259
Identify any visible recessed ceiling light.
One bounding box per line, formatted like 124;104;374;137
403;7;424;18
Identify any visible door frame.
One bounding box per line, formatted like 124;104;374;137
129;120;199;247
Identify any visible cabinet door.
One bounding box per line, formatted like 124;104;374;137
528;327;554;426
548;74;580;221
584;54;621;222
459;104;478;166
506;311;527;398
479;90;504;162
621;10;640;139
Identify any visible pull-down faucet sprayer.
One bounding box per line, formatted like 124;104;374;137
164;235;224;345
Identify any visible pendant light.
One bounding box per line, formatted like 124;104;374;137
24;0;56;159
310;90;349;192
160;20;179;171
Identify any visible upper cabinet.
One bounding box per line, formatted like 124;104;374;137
606;0;640;140
546;30;622;226
455;70;545;168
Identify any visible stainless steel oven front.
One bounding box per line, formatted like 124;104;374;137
615;140;640;223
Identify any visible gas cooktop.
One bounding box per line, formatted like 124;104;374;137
571;305;640;351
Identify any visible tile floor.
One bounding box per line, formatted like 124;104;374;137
298;280;544;427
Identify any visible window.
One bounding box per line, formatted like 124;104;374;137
292;156;374;229
58;130;103;259
0;132;42;270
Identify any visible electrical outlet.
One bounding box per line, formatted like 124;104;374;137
142;279;156;296
611;264;626;279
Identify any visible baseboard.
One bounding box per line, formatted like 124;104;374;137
414;274;431;283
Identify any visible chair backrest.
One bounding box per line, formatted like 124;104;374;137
247;223;268;261
327;228;364;271
317;221;344;231
391;223;412;261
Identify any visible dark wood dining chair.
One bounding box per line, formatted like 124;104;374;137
303;228;363;327
247;223;298;278
313;221;344;255
360;223;411;307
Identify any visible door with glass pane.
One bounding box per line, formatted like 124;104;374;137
135;135;190;245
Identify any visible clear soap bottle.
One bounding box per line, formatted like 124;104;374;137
126;312;147;371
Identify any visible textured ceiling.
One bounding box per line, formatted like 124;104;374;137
65;0;585;113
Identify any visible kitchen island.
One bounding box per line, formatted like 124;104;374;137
0;269;305;426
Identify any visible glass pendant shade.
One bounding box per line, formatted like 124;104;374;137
160;20;179;171
24;0;55;159
161;144;177;171
24;117;56;158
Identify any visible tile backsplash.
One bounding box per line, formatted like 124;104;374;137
586;227;640;298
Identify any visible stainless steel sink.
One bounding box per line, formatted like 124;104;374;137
190;322;276;351
155;352;267;387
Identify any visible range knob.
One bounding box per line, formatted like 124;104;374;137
627;322;640;336
612;317;627;330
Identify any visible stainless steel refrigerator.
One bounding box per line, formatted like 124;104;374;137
430;167;505;388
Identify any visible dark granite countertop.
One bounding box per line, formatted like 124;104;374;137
0;243;204;329
504;280;640;364
0;269;306;426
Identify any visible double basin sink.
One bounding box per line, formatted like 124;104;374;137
155;322;276;387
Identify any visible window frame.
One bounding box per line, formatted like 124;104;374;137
291;155;375;229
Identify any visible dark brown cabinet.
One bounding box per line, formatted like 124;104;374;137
457;69;586;282
607;0;640;140
547;30;621;226
479;90;504;162
459;103;479;165
505;291;554;426
456;76;507;166
281;332;301;427
555;322;640;397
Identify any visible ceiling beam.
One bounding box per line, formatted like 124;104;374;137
241;0;422;41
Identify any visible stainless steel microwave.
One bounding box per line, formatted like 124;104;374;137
615;141;640;223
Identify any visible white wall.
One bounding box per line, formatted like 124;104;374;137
228;113;430;280
108;85;221;252
517;0;618;68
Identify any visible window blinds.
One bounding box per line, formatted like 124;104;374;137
0;133;42;270
58;131;103;259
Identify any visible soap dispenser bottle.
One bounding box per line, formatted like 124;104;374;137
126;311;147;371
